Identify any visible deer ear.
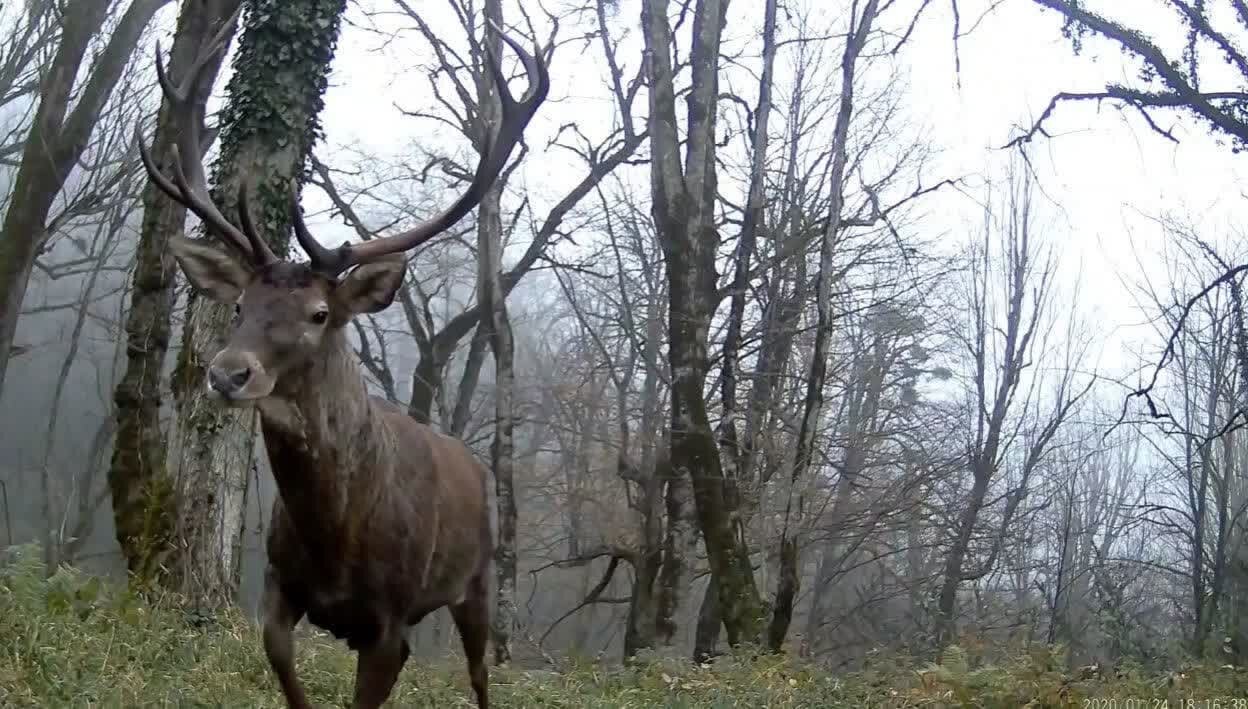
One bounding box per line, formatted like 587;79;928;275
333;256;407;319
169;234;251;303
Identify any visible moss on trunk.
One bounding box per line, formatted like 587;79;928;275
110;0;241;588
168;0;348;607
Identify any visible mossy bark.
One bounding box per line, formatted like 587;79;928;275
110;0;242;588
168;0;348;607
641;0;765;650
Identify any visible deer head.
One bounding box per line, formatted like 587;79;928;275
138;19;549;405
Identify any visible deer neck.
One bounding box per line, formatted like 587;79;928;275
257;329;394;533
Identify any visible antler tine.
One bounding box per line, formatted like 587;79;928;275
290;182;337;270
301;23;550;277
237;182;278;266
484;19;550;113
135;5;264;263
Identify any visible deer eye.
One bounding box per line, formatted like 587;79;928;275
310;310;328;325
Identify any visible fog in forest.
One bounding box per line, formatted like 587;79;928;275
3;0;1247;672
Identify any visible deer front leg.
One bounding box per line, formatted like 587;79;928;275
262;579;312;709
351;631;410;709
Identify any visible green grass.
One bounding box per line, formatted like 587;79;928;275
3;543;1248;707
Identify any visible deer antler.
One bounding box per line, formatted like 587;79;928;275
293;21;551;277
134;4;277;267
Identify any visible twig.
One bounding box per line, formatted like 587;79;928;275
1108;262;1248;439
537;555;622;647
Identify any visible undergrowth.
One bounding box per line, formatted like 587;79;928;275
2;544;1247;707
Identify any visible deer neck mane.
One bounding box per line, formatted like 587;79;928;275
257;328;395;532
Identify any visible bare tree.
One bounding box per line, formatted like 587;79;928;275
934;165;1093;647
769;0;882;653
109;0;243;585
799;298;942;658
1041;423;1149;667
16;67;150;566
39;170;137;570
0;0;173;402
475;0;522;665
326;0;646;431
639;0;766;648
0;2;61;171
1122;225;1248;657
546;183;678;657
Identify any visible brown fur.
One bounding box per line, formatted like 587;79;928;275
169;236;493;709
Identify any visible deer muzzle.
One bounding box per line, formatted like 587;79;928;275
206;350;270;402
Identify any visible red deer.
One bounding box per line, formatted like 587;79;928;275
133;16;548;709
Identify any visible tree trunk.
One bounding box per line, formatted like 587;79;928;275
905;501;927;651
714;0;776;529
1226;277;1248;661
1190;389;1215;654
0;0;171;402
473;0;519;665
656;451;698;643
450;325;489;437
935;468;991;645
625;465;663;657
641;0;764;648
110;0;241;586
39;188;132;570
767;0;879;652
488;302;517;664
1048;475;1076;649
710;4;777;649
168;0;348;607
693;574;721;662
625;298;668;658
1209;427;1232;654
408;339;451;424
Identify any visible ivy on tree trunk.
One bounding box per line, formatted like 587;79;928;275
168;0;348;607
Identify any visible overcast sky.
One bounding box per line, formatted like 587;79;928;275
903;0;1247;400
200;0;1248;403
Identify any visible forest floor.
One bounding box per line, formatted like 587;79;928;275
3;544;1248;708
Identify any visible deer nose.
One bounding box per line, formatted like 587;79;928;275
208;365;252;395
